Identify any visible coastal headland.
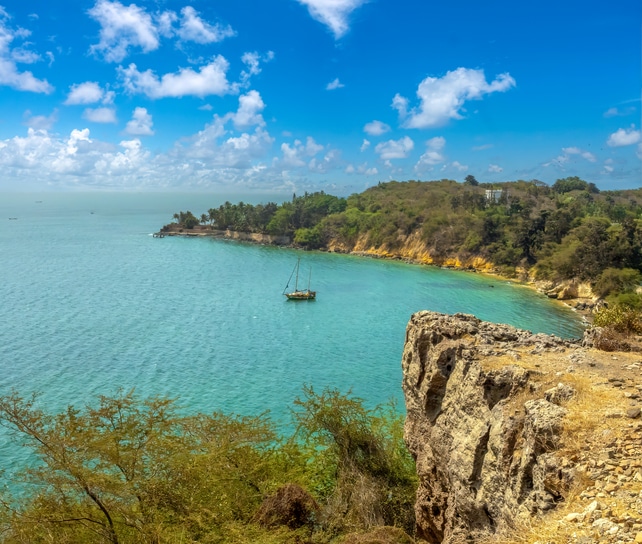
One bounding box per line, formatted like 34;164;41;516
159;180;642;322
158;221;599;319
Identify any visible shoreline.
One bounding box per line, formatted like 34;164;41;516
158;226;596;326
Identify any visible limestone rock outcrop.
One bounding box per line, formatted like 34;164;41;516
402;312;577;543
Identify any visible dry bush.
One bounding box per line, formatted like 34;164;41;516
254;483;320;529
588;326;632;352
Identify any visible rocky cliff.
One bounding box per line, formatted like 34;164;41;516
401;312;642;544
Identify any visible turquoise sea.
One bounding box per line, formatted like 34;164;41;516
1;193;584;441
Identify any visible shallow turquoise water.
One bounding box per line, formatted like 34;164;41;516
1;193;584;428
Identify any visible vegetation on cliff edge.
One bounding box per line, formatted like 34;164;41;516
0;388;416;543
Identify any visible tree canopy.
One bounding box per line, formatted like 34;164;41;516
0;388;416;543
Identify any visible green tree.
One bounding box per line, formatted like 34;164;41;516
0;391;284;543
464;174;479;186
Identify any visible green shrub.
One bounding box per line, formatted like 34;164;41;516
593;304;642;334
593;267;642;298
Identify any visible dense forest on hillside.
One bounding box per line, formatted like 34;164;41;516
168;177;642;307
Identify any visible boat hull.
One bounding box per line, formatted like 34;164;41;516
285;290;316;300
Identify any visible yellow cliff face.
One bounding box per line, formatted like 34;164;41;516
334;231;495;273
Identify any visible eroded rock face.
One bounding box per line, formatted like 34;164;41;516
402;312;576;543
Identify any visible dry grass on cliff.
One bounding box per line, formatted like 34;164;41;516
478;348;637;544
557;373;625;454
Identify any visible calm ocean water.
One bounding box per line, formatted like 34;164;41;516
1;193;584;432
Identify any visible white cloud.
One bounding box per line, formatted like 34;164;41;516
326;78;344;90
279;137;327;169
488;164;503;173
562;146;596;162
0;9;53;93
360;139;370;152
240;51;273;85
375;136;414;160
415;136;445;168
393;67;516;129
345;162;377;175
604;106;636;118
363;120;390;136
88;1;236;62
229;90;265;130
297;0;367;39
88;0;160;62
309;148;341;174
65;81;112;105
125;107;154;135
607;127;641;147
23;109;57;130
83;107;117;123
544;146;597;168
119;57;235;98
451;161;468;172
176;6;235;44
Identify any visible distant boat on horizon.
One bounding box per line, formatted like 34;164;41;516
283;258;316;301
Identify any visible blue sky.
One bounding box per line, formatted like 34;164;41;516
0;0;639;194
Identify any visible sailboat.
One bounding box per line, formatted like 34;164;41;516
283;258;316;300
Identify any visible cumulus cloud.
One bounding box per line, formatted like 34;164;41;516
607;126;641;147
488;164;503;173
176;6;235;44
0;9;53;93
65;81;113;105
360;139;370;152
240;51;273;85
415;136;446;168
375;136;414;160
326;78;344;90
83;107;117;123
363;120;390;136
297;0;367;39
0;127;143;182
88;1;235;62
125;107;154;135
88;0;160;62
451;161;468;172
229;90;266;130
393;67;516;129
119;56;234;98
280;136;325;168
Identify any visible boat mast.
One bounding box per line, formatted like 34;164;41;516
294;258;300;291
307;267;312;291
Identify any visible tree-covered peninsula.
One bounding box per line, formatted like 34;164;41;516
166;177;642;298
